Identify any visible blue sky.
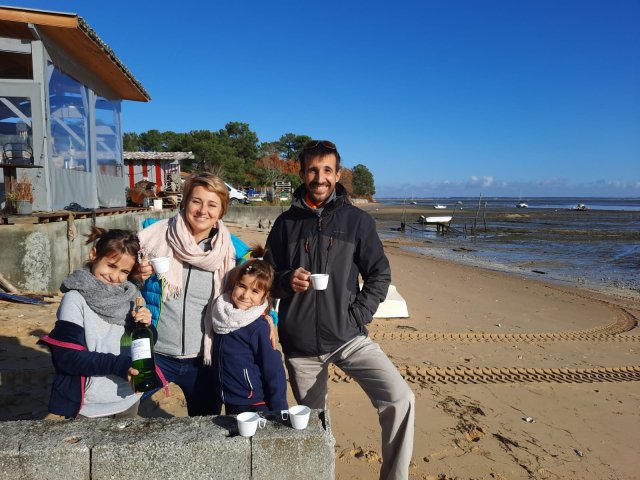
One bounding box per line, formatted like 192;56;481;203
6;0;639;197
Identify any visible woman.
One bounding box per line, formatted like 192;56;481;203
137;172;238;416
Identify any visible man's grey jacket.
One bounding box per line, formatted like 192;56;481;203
265;183;391;358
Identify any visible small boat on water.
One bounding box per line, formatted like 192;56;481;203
419;215;452;224
417;215;453;234
572;203;588;211
434;204;447;209
516;201;528;208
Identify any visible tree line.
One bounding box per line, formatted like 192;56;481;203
124;122;376;198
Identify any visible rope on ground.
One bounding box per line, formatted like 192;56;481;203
67;212;75;273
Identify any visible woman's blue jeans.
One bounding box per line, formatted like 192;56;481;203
141;354;221;416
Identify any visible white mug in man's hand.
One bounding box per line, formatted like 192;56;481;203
310;274;329;290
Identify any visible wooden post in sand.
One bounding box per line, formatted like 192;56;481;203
483;201;487;232
472;194;482;235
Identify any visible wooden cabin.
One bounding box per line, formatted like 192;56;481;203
123;151;193;194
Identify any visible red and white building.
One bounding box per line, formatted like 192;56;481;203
123;151;193;194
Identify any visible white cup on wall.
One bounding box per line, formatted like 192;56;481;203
281;405;311;430
237;412;266;437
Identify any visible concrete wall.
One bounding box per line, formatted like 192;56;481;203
223;205;286;229
0;206;287;293
0;410;335;480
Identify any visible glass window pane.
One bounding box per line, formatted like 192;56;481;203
95;97;122;177
48;64;90;172
0;96;33;164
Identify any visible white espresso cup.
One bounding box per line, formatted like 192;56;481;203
237;412;266;437
281;405;311;430
150;256;171;275
309;274;329;291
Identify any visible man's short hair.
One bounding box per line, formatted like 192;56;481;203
298;140;341;171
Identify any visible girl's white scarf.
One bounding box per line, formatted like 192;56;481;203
138;210;236;364
212;292;268;334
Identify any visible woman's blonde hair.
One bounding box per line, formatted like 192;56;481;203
181;172;230;218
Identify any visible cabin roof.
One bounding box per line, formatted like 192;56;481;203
0;6;150;102
123;151;195;161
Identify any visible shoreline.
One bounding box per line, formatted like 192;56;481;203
389;237;640;302
360;202;640;301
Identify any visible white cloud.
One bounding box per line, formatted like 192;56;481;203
377;175;640;197
466;175;494;187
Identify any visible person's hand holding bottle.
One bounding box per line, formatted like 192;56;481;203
131;305;151;326
127;304;152;381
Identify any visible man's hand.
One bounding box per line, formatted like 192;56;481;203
290;267;311;293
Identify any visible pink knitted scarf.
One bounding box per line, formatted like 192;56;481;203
138;211;236;364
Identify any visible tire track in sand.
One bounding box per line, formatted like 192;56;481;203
369;308;638;343
329;364;640;385
329;309;640;385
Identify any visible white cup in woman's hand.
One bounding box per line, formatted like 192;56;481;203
150;256;171;274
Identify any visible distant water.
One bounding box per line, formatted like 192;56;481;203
375;197;640;295
379;196;640;211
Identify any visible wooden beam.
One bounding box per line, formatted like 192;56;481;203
0;8;78;29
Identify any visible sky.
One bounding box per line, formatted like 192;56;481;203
4;0;639;197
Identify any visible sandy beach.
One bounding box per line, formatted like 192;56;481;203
1;211;639;480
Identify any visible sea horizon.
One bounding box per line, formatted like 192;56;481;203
377;195;640;199
375;196;640;211
372;197;640;297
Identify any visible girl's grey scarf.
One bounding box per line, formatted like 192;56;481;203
212;293;268;334
61;267;139;326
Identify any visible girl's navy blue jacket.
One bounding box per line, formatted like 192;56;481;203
213;316;288;412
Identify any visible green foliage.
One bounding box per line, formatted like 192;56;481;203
191;138;235;173
138;129;165;151
257;141;279;159
125;130;190;152
254;166;282;187
123;127;317;190
123;132;140;151
285;172;303;190
273;133;312;160
258;133;311;161
163;131;190;151
352;164;376;196
221;122;259;166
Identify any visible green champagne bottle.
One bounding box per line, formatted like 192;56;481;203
131;297;157;392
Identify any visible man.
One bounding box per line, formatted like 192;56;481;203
265;140;415;480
